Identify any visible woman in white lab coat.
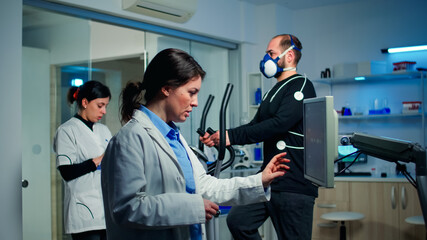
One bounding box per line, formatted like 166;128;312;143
53;80;111;240
101;48;290;240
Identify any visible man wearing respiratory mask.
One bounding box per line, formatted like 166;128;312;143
200;34;317;240
259;36;300;79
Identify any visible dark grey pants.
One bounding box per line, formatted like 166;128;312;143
226;191;315;240
71;230;107;240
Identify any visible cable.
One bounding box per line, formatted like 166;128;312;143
403;170;417;188
335;151;362;176
396;162;417;188
334;150;361;163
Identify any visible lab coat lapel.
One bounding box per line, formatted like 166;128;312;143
133;110;182;169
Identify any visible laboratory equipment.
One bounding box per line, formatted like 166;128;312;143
192;84;235;240
350;133;427;229
303;96;338;188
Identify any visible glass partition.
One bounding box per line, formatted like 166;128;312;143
23;5;237;240
22;6;92;240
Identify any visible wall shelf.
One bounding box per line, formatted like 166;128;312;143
338;113;423;120
313;71;425;84
315;70;426;157
247;73;263;119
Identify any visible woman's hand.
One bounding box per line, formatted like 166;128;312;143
92;154;104;167
203;199;220;221
261;152;290;188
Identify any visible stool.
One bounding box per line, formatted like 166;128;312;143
321;211;365;240
405;216;426;240
405;215;425;225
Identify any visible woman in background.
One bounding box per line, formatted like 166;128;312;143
53;80;111;240
101;48;290;240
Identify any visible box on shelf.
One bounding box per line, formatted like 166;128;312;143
402;101;422;114
333;63;358;78
357;61;387;75
393;61;416;72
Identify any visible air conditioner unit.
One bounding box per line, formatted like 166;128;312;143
122;0;197;23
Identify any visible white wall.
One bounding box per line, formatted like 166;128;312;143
42;0;280;75
23;0;427;87
22;47;52;240
24;18;91;65
0;1;23;240
289;0;427;175
42;0;427;78
90;21;146;61
292;0;427;79
49;0;245;43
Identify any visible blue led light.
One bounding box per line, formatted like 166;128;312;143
354;76;366;81
387;45;427;53
71;78;83;87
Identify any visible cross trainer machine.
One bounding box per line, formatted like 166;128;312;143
191;84;235;176
191;83;235;240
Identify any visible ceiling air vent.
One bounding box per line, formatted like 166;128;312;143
122;0;197;23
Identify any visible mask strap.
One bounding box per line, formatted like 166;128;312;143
282;67;296;72
289;34;301;51
278;45;294;59
276;35;301;71
277;35;301;59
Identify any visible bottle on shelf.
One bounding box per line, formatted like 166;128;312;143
254;88;262;105
371;167;378;178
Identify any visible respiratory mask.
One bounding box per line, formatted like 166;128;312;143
259;35;301;78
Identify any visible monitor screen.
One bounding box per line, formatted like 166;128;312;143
303;96;338;188
338;145;367;163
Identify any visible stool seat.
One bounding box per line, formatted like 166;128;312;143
321;211;365;222
321;211;365;240
405;216;425;225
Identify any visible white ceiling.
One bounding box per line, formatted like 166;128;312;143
240;0;359;10
23;0;361;30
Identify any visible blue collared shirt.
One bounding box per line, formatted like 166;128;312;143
139;106;201;239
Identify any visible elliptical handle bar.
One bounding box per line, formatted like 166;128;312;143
214;83;234;177
198;95;215;151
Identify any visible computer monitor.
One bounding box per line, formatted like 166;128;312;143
303;96;338;188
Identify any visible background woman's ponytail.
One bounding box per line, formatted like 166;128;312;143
67;86;79;105
120;81;145;124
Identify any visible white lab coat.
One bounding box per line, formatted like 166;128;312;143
101;109;270;240
53;117;112;234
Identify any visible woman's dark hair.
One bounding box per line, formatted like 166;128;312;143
67;80;111;109
120;48;206;124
